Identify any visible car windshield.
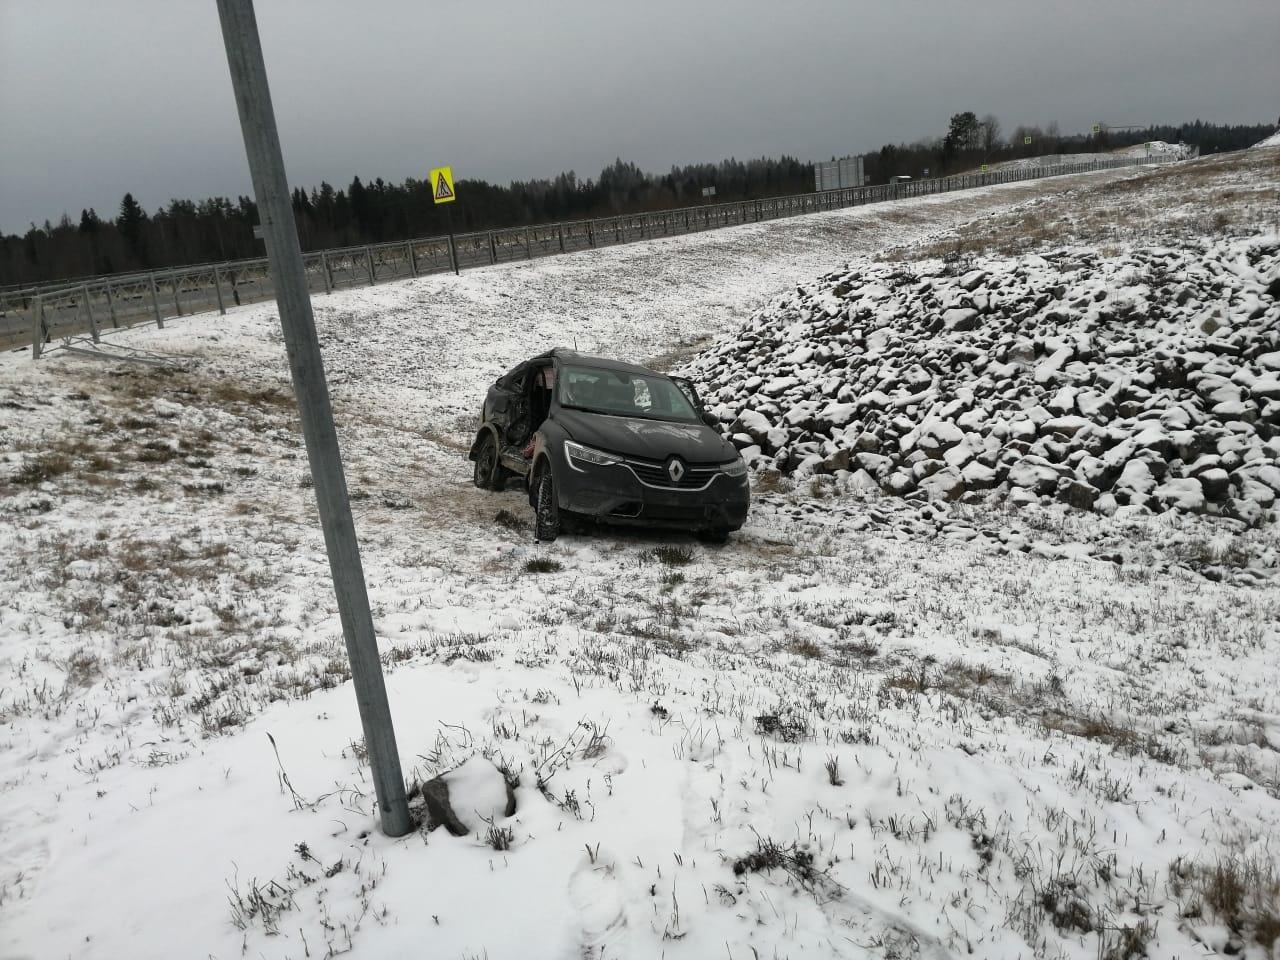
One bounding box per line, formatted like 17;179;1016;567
558;365;700;422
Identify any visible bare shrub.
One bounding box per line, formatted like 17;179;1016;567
13;453;72;485
754;711;810;742
646;545;695;566
732;836;844;900
523;557;562;574
494;509;526;531
1170;850;1280;950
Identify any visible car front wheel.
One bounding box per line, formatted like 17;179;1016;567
533;469;560;542
473;433;500;490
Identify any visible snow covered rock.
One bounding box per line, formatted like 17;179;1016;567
683;235;1280;524
1008;457;1060;495
731;409;773;445
1198;468;1231;501
421;757;515;837
943;308;979;331
1063;480;1100;510
1154;478;1205;513
1114;460;1156;505
916;419;965;458
961;460;997;488
918;467;966;501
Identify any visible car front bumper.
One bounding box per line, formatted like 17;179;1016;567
558;463;749;531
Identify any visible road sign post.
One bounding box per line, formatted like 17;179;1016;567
430;166;459;275
216;0;412;838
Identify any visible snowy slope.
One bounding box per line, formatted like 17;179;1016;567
997;141;1191;172
1;158;1278;960
1254;129;1280;149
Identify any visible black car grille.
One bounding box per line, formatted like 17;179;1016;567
623;456;722;490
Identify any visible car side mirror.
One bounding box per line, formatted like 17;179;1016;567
701;411;719;430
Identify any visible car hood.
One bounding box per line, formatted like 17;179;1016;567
555;408;737;463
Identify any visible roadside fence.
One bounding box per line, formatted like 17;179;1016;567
4;153;1180;358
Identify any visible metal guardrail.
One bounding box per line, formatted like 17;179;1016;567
5;154;1177;357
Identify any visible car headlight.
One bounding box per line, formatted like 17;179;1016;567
564;440;622;471
722;457;747;477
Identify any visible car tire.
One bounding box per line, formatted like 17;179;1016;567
533;469;560;542
472;433;501;490
698;527;731;545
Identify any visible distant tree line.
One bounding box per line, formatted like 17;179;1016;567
3;117;1273;286
861;115;1275;186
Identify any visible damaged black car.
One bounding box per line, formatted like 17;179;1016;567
469;349;750;542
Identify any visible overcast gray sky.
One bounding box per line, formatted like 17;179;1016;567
1;0;1276;235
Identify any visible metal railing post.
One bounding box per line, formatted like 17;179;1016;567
446;233;458;274
587;222;595;247
557;224;565;253
149;272;164;328
364;246;375;286
214;265;227;315
30;295;44;360
406;240;418;277
82;285;100;342
170;270;182;316
320;251;332;293
525;227;533;259
105;282;119;328
488;231;497;263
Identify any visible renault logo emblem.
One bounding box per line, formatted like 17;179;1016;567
667;459;685;482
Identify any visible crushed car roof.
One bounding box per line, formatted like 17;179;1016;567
528;348;661;377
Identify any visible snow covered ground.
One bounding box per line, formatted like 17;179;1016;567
2;156;1279;960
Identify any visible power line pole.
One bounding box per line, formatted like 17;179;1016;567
215;0;411;837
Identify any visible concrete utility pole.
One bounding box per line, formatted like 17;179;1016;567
215;0;411;837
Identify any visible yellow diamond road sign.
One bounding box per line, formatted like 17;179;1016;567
430;166;456;204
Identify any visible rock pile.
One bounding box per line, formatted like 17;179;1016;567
686;236;1280;523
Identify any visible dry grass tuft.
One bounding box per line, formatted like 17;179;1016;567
1171;848;1280;950
13;453;73;485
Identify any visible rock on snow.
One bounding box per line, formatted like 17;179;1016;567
686;235;1280;522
